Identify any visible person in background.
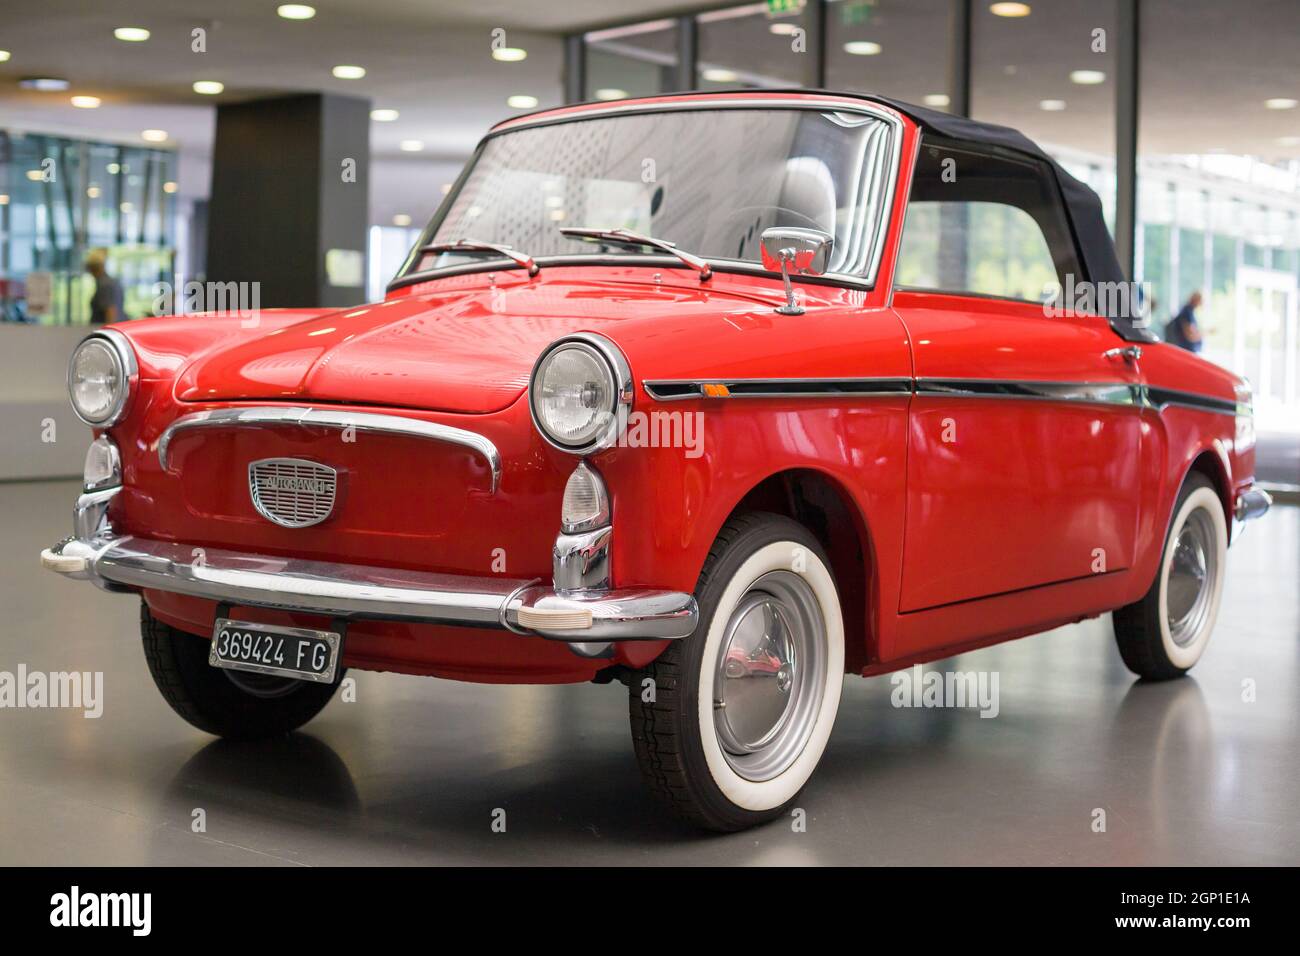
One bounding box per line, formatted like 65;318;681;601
85;248;125;325
1166;290;1204;352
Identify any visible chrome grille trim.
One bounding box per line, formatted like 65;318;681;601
158;405;502;492
248;458;337;528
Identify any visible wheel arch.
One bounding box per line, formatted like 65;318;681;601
1184;440;1234;532
720;468;875;673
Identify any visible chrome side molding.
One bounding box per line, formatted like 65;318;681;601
158;406;502;493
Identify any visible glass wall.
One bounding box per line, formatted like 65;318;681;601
0;130;177;325
1139;0;1300;432
584;19;680;100
825;0;952;107
697;1;817;89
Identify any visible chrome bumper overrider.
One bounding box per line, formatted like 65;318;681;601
1234;487;1272;522
40;490;697;644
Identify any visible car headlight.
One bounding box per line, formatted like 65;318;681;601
529;333;631;454
68;331;136;427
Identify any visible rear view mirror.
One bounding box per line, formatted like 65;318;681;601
760;227;834;315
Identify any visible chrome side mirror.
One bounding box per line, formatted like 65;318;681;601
759;227;834;315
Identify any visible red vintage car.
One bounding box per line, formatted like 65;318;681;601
42;91;1271;831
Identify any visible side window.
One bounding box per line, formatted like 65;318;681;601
896;138;1081;303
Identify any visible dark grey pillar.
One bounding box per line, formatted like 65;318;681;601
675;16;698;92
1115;0;1140;280
948;0;972;117
207;93;370;308
563;34;586;103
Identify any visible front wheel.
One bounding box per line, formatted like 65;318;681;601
141;603;342;739
629;513;844;831
1113;473;1228;680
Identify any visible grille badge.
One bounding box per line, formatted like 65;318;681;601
248;458;338;528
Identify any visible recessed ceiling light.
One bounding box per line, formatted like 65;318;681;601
106;163;120;174
20;77;70;91
990;2;1032;16
923;93;951;107
0;51;11;62
70;95;101;109
163;181;178;193
114;27;150;42
141;129;168;142
1039;99;1067;111
843;41;882;55
702;67;738;82
594;88;627;101
0;195;9;205
277;4;316;19
86;186;101;198
1070;69;1106;85
370;108;399;122
400;140;424;152
492;47;527;62
769;22;800;36
393;214;412;226
548;209;565;222
507;94;538;109
332;65;366;79
192;80;224;95
120;202;133;213
1265;98;1298;110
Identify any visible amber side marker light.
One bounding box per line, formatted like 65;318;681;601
702;383;731;398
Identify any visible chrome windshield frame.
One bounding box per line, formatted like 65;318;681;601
390;97;904;295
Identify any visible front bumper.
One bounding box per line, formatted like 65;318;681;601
40;489;697;645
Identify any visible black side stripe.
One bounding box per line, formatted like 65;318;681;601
642;377;1240;416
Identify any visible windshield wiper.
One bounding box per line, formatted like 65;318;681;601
419;238;539;276
560;227;712;282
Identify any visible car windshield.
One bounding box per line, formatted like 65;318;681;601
405;106;896;280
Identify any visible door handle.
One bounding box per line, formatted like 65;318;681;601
1104;346;1142;364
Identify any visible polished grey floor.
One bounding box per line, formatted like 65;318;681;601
3;479;1297;865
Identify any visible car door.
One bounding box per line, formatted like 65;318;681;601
890;138;1143;611
895;294;1143;611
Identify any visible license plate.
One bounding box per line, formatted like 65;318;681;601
209;618;341;683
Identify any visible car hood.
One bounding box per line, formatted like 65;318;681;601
175;271;784;414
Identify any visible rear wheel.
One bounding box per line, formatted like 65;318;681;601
629;513;844;831
141;603;341;739
1113;473;1227;680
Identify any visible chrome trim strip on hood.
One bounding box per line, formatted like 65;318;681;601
158;406;502;493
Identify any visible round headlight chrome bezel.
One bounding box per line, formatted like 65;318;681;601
67;328;138;428
528;332;632;456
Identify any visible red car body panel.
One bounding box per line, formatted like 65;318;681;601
92;91;1254;684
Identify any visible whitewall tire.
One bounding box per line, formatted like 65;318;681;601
629;513;844;831
1114;473;1228;680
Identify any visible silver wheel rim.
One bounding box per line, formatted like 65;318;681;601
1166;508;1218;648
712;570;827;782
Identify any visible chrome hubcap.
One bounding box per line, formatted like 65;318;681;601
1167;508;1217;647
713;570;826;782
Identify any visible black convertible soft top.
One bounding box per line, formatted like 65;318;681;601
819;91;1149;340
